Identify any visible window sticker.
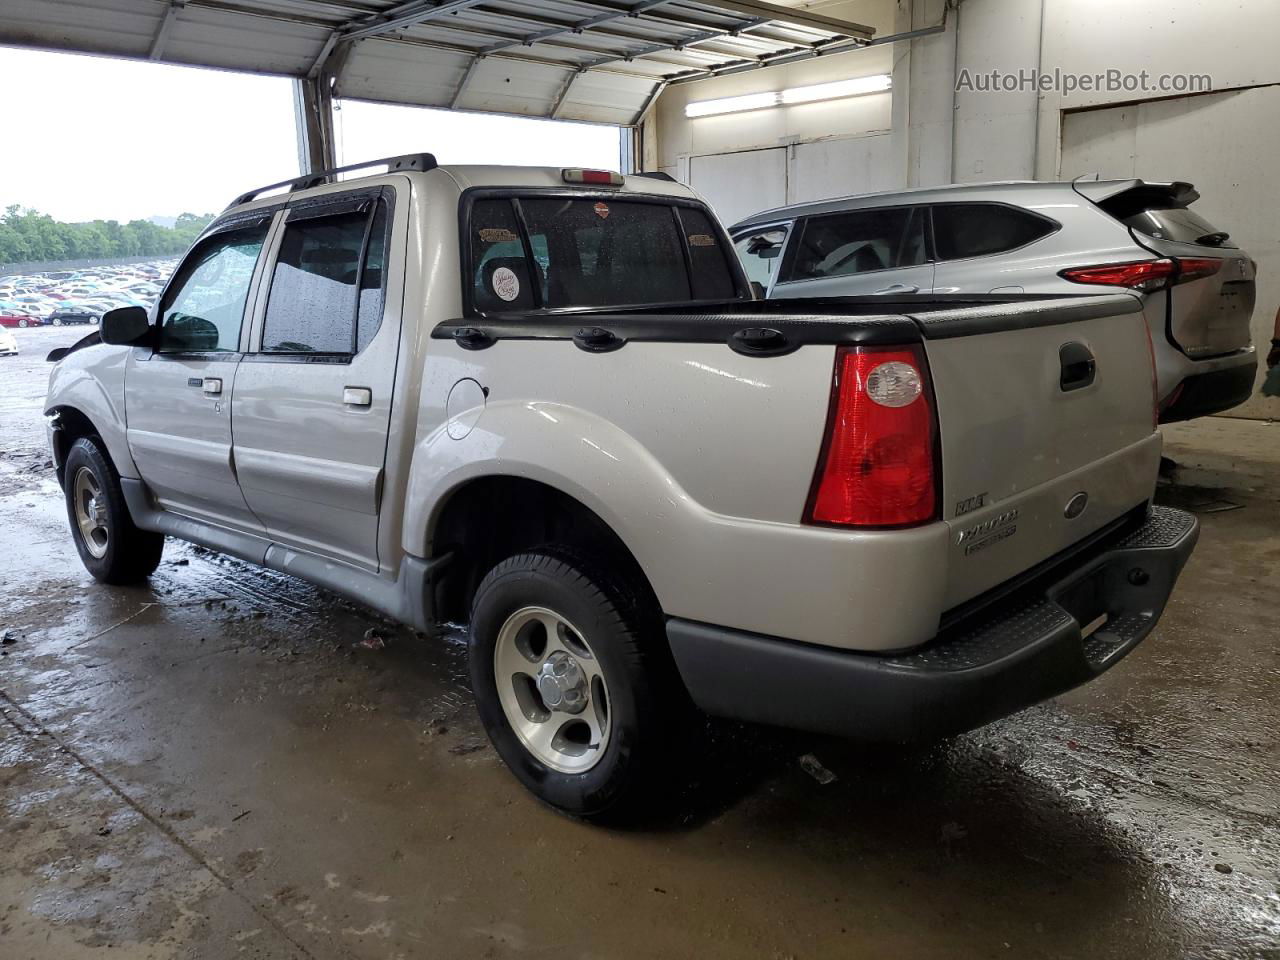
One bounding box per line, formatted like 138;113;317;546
479;227;519;243
492;266;521;302
593;201;610;220
688;233;715;247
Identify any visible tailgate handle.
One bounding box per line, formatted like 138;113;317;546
1059;342;1096;392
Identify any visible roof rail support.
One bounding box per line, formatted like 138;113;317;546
228;153;437;209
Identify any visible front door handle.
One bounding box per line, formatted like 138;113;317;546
202;378;223;396
343;386;372;407
874;283;919;294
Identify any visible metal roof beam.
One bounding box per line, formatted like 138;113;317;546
549;67;586;118
687;0;873;39
337;0;494;43
148;0;186;60
448;54;484;108
477;0;671;56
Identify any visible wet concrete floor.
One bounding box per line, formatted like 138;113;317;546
1;326;1278;958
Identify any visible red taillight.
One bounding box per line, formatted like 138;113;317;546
1059;257;1222;291
1060;259;1177;291
1174;257;1224;282
805;345;938;528
561;168;623;186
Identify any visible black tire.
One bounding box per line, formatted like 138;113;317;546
469;549;687;822
63;437;164;584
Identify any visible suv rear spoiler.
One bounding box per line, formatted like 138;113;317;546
1071;178;1200;209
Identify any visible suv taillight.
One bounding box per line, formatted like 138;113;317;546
805;345;939;528
1059;257;1222;291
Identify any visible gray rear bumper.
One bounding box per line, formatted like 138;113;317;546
667;506;1198;742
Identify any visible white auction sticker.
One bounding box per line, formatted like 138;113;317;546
492;266;520;302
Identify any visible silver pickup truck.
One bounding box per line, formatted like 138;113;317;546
45;155;1198;820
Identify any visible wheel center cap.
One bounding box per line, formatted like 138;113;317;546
536;651;588;714
87;499;101;523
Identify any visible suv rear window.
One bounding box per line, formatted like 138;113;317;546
931;203;1056;260
468;195;742;312
1113;205;1235;248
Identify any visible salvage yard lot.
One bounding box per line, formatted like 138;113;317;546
2;325;1278;958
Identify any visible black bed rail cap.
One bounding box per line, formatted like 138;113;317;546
227;153;437;209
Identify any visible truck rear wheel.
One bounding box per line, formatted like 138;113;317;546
468;550;682;821
63;437;164;584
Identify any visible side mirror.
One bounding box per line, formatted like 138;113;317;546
100;306;152;346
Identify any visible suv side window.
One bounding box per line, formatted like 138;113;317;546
262;201;388;355
931;203;1056;260
733;226;789;289
157;224;268;353
787;207;924;282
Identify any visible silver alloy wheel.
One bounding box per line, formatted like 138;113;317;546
52;317;61;326
493;605;611;774
72;466;109;559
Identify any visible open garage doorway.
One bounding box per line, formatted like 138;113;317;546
335;100;625;172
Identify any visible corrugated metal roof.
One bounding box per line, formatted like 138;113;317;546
0;0;876;124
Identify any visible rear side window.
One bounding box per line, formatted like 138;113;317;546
262;198;389;355
931;203;1056;260
787;207;925;282
158;224;267;353
467;195;742;313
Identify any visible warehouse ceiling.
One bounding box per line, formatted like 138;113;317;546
1;0;877;125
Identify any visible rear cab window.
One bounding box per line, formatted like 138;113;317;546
466;193;745;313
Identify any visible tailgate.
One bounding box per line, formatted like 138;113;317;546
914;295;1161;609
1148;242;1255;358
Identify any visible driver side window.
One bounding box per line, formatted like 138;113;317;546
158;225;268;353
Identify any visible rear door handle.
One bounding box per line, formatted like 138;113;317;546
874;283;919;294
202;378;222;396
343;386;372;407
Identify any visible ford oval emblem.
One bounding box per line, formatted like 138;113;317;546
1064;492;1089;519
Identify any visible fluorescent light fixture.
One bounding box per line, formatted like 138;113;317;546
684;91;781;118
780;74;892;104
684;74;891;118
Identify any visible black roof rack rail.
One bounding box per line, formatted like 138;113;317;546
632;171;676;182
227;153;438;208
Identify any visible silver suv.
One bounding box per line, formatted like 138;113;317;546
730;180;1258;422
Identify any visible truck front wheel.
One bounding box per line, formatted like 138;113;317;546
63;437;164;584
469;550;682;821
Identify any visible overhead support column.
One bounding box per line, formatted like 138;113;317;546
148;0;185;60
292;76;336;177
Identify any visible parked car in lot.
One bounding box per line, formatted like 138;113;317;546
44;155;1197;820
0;312;41;328
49;306;99;326
730;180;1258;423
0;328;18;356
